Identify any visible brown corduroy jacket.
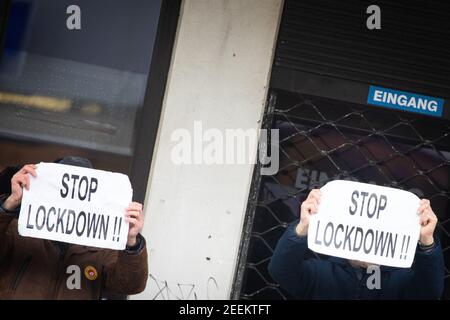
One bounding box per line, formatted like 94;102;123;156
0;212;148;300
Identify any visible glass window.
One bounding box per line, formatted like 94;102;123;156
0;0;162;173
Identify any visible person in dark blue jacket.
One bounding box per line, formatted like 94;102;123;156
268;189;445;300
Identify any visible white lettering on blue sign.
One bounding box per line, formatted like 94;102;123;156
367;86;444;117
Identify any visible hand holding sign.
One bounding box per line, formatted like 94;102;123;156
418;199;438;246
306;180;424;268
125;202;144;247
296;189;321;236
2;164;37;211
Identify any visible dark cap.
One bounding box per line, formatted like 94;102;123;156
56;156;93;169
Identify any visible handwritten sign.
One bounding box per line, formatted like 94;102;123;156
308;180;421;268
18;162;132;250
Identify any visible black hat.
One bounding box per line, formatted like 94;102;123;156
56;156;93;169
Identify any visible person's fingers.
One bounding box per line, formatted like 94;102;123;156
127;209;141;217
12;171;21;180
429;212;438;224
19;165;30;173
24;174;30;190
417;205;426;215
125;211;141;220
303;201;318;214
126;217;139;226
11;175;19;184
14;175;27;189
308;189;321;198
420;214;429;226
420;201;431;208
420;212;437;227
16;165;37;181
420;208;434;221
303;202;312;213
418;202;431;214
128;202;143;211
23;167;37;178
301;200;311;209
308;197;319;208
301;203;309;215
12;174;30;190
125;211;136;217
309;193;321;205
310;203;319;214
126;206;142;214
308;189;322;203
418;199;430;212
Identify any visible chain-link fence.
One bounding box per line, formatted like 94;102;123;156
237;89;450;300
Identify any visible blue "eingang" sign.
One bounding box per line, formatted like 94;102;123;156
367;86;444;118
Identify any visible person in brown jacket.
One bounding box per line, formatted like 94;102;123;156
0;157;148;299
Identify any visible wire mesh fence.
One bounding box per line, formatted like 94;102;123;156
238;89;450;300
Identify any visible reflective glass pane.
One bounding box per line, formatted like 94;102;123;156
0;0;162;172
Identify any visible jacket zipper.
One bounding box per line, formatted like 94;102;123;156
10;256;32;291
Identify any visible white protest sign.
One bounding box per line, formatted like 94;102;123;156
308;180;421;268
18;162;132;250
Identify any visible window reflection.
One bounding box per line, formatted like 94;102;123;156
0;0;162;172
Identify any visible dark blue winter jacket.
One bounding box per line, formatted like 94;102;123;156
268;221;445;300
